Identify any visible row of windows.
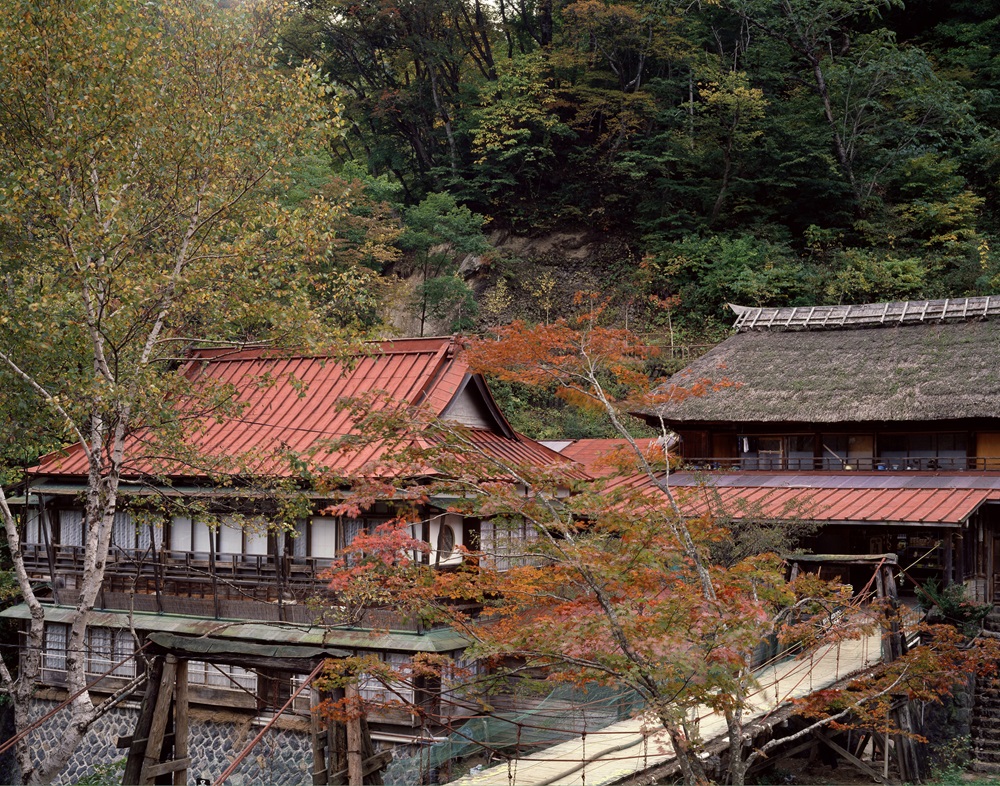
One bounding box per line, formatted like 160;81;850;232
44;623;261;691
24;511;464;560
24;511;538;576
42;624;136;679
738;433;970;470
41;624;424;706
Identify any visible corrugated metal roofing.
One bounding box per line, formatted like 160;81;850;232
667;470;1000;490
540;438;678;478
608;472;1000;525
679;484;1000;525
31;338;568;481
147;631;349;660
0;604;472;652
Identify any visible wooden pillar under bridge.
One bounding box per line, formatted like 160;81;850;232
311;688;347;786
129;634;389;786
123;656;164;785
142;654;177;784
121;655;191;786
872;559;906;663
313;684;387;786
173;659;189;786
944;531;954;587
346;683;363;786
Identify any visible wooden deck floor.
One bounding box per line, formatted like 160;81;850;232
452;631;885;786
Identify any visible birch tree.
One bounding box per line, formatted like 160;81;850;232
0;0;358;780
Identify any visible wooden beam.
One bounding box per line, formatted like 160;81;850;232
119;734;175;752
328;752;393;785
140;655;178;785
142;759;192;779
815;731;888;784
173;659;189;786
311;692;327;786
345;683;363;786
124;656;164;786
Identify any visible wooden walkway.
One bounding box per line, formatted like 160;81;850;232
452;631;885;786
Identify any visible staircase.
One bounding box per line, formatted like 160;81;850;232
972;608;1000;773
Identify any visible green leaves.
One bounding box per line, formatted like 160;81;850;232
0;0;386;475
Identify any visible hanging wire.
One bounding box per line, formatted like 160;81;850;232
214;658;326;786
0;640;152;759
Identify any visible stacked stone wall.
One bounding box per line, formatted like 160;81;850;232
26;700;313;785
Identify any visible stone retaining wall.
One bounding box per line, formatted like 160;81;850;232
26;700;314;785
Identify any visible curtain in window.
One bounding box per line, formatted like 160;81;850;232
171;516;192;551
112;631;136;678
343;517;364;550
112;511;133;550
87;627;113;676
43;623;68;672
312;517;338;558
218;516;243;554
292;519;308;558
59;510;84;547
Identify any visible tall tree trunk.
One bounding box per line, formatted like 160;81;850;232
810;55;863;207
711;135;735;224
428;66;459;177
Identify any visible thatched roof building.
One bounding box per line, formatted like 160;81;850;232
645;297;1000;425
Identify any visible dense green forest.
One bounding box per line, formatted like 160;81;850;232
279;0;1000;338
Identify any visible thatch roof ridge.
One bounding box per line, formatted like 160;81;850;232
731;296;1000;332
647;319;1000;424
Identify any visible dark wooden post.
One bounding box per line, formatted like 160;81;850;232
123;656;164;785
943;531;954;587
345;682;363;786
956;533;965;587
311;690;328;785
883;566;907;658
141;655;178;785
152;518;165;614
173;659;189;786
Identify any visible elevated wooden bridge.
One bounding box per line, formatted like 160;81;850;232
453;557;918;786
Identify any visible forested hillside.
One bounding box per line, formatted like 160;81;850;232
280;0;1000;338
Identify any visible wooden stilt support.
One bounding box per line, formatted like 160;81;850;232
124;656;164;786
359;712;383;786
346;683;363;786
311;691;328;785
141;655;178;785
815;730;888;784
173;659;189;786
891;699;921;783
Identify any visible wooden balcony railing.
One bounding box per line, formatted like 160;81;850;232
680;455;1000;472
22;544;476;629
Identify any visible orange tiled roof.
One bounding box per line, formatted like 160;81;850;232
32;337;568;481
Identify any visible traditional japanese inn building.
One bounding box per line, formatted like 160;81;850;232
640;296;1000;600
3;337;567;784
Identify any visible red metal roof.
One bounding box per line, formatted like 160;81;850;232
680;484;1000;525
554;438;664;477
32;338;568;481
607;472;1000;525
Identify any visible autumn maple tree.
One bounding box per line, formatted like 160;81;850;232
319;303;997;785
